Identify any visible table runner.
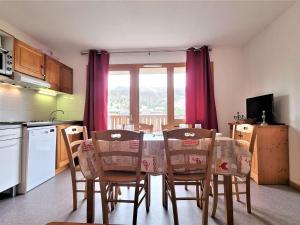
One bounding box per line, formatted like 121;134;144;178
78;134;251;179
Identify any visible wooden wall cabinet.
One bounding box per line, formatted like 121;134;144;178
13;38;73;94
14;39;45;79
45;56;60;91
60;64;73;94
229;123;289;184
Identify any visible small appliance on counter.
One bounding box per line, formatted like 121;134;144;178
18;125;57;194
0;31;13;77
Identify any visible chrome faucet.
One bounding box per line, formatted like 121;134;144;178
49;109;65;122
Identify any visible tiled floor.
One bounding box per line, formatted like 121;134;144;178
1;170;300;225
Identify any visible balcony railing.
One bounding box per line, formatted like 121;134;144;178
109;114;168;131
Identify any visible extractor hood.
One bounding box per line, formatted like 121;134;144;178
0;72;51;89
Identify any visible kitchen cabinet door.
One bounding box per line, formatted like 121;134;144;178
14;39;45;79
0;139;21;192
56;124;81;174
56;124;69;173
45;56;60;91
60;64;73;94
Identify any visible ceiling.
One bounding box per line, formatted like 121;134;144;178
0;1;295;53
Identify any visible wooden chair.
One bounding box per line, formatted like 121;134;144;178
163;128;216;225
161;123;177;131
62;126;100;210
62;126;88;210
136;123;153;133
211;124;257;217
92;130;150;225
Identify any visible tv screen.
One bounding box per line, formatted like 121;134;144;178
246;94;274;124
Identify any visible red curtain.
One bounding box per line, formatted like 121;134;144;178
185;46;218;130
84;50;109;133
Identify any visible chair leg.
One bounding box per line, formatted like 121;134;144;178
246;175;251;213
84;181;87;199
211;174;218;217
169;180;179;225
200;181;204;209
99;181;109;224
132;179;141;225
162;175;168;209
202;176;211;225
145;175;150;213
196;183;201;208
185;184;188;191
233;176;240;202
110;185;115;212
71;174;77;210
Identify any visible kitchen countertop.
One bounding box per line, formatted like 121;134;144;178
0;120;83;127
25;120;83;127
0;121;25;125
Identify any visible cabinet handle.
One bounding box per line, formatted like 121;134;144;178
41;65;45;76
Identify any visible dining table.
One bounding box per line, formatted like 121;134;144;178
78;133;251;225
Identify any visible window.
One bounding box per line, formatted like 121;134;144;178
108;71;131;128
139;68;168;128
174;67;186;120
108;63;186;130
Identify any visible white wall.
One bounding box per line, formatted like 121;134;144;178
0;20;59;121
211;48;246;136
57;47;246;136
244;2;300;185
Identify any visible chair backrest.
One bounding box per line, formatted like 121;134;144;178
232;124;257;154
62;126;88;170
137;123;153;133
163;128;216;176
91;130;144;177
161;123;177;131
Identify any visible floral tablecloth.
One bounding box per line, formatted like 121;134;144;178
78;134;251;180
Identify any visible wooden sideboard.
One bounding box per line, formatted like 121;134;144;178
228;123;289;184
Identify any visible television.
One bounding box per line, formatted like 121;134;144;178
246;94;274;124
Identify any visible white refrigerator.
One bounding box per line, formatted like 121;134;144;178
18;126;56;194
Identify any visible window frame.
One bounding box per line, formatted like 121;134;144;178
109;63;186;126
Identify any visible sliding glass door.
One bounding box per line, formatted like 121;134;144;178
108;63;186;130
139;67;168;131
108;70;131;129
